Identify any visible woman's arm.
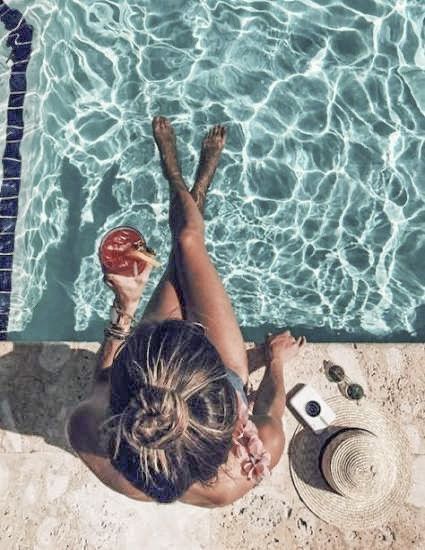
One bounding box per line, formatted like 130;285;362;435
251;360;286;422
252;331;306;421
91;263;154;391
91;298;139;389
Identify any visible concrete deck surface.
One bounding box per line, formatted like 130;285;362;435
0;341;424;550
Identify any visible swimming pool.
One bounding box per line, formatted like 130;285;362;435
2;0;424;342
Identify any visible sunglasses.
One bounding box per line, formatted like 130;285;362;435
322;360;365;401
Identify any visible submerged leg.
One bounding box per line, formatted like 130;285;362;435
191;125;227;216
142;118;224;321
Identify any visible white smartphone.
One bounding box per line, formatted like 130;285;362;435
289;384;337;433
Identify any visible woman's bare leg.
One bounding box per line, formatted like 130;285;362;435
141;117;209;322
141;116;249;385
142;118;225;322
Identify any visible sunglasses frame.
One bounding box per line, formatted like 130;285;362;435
322;360;365;401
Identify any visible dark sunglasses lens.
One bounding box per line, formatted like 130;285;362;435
346;383;364;400
328;364;345;382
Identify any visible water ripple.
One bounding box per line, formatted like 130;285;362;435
7;0;425;340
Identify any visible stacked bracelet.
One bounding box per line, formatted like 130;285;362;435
104;299;137;341
104;324;131;341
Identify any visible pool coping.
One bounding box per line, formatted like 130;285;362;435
0;341;423;547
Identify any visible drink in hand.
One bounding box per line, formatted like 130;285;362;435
99;226;159;277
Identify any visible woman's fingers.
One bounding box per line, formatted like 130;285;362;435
267;331;307;346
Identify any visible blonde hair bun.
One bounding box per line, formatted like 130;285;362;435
126;385;190;451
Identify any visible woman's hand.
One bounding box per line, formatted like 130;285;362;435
103;263;154;310
265;330;306;368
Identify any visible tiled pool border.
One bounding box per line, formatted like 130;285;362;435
0;2;33;340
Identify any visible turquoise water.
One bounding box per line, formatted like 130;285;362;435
5;0;425;342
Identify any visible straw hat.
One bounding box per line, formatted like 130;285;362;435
289;395;412;529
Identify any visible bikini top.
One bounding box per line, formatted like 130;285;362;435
230;390;272;484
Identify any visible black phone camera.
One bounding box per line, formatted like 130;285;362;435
305;400;321;417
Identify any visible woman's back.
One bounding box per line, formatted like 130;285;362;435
67;383;279;508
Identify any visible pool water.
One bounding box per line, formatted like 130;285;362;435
2;0;425;342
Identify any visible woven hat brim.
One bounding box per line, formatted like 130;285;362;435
289;395;412;530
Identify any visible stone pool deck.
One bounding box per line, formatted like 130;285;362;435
0;341;424;549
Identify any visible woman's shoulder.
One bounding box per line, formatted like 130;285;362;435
66;400;155;502
67;400;221;506
66;403;283;508
66;401;103;456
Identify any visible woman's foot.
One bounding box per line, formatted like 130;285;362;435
152;116;183;182
192;125;227;214
153;115;205;239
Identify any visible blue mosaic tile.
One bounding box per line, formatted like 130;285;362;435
0;314;8;330
7;108;23;126
13;60;29;71
12;43;31;60
0;271;11;292
0;254;13;269
0;5;11;17
0;218;16;232
0;179;19;197
8;23;32;43
0;199;18;216
0;293;10;314
3;159;21;178
1;8;22;30
4;142;21;158
6;126;23;140
9;92;25;108
0;236;14;254
10;73;26;92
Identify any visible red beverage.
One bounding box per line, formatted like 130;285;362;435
99;226;149;277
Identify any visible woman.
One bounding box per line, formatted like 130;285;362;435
66;116;306;507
